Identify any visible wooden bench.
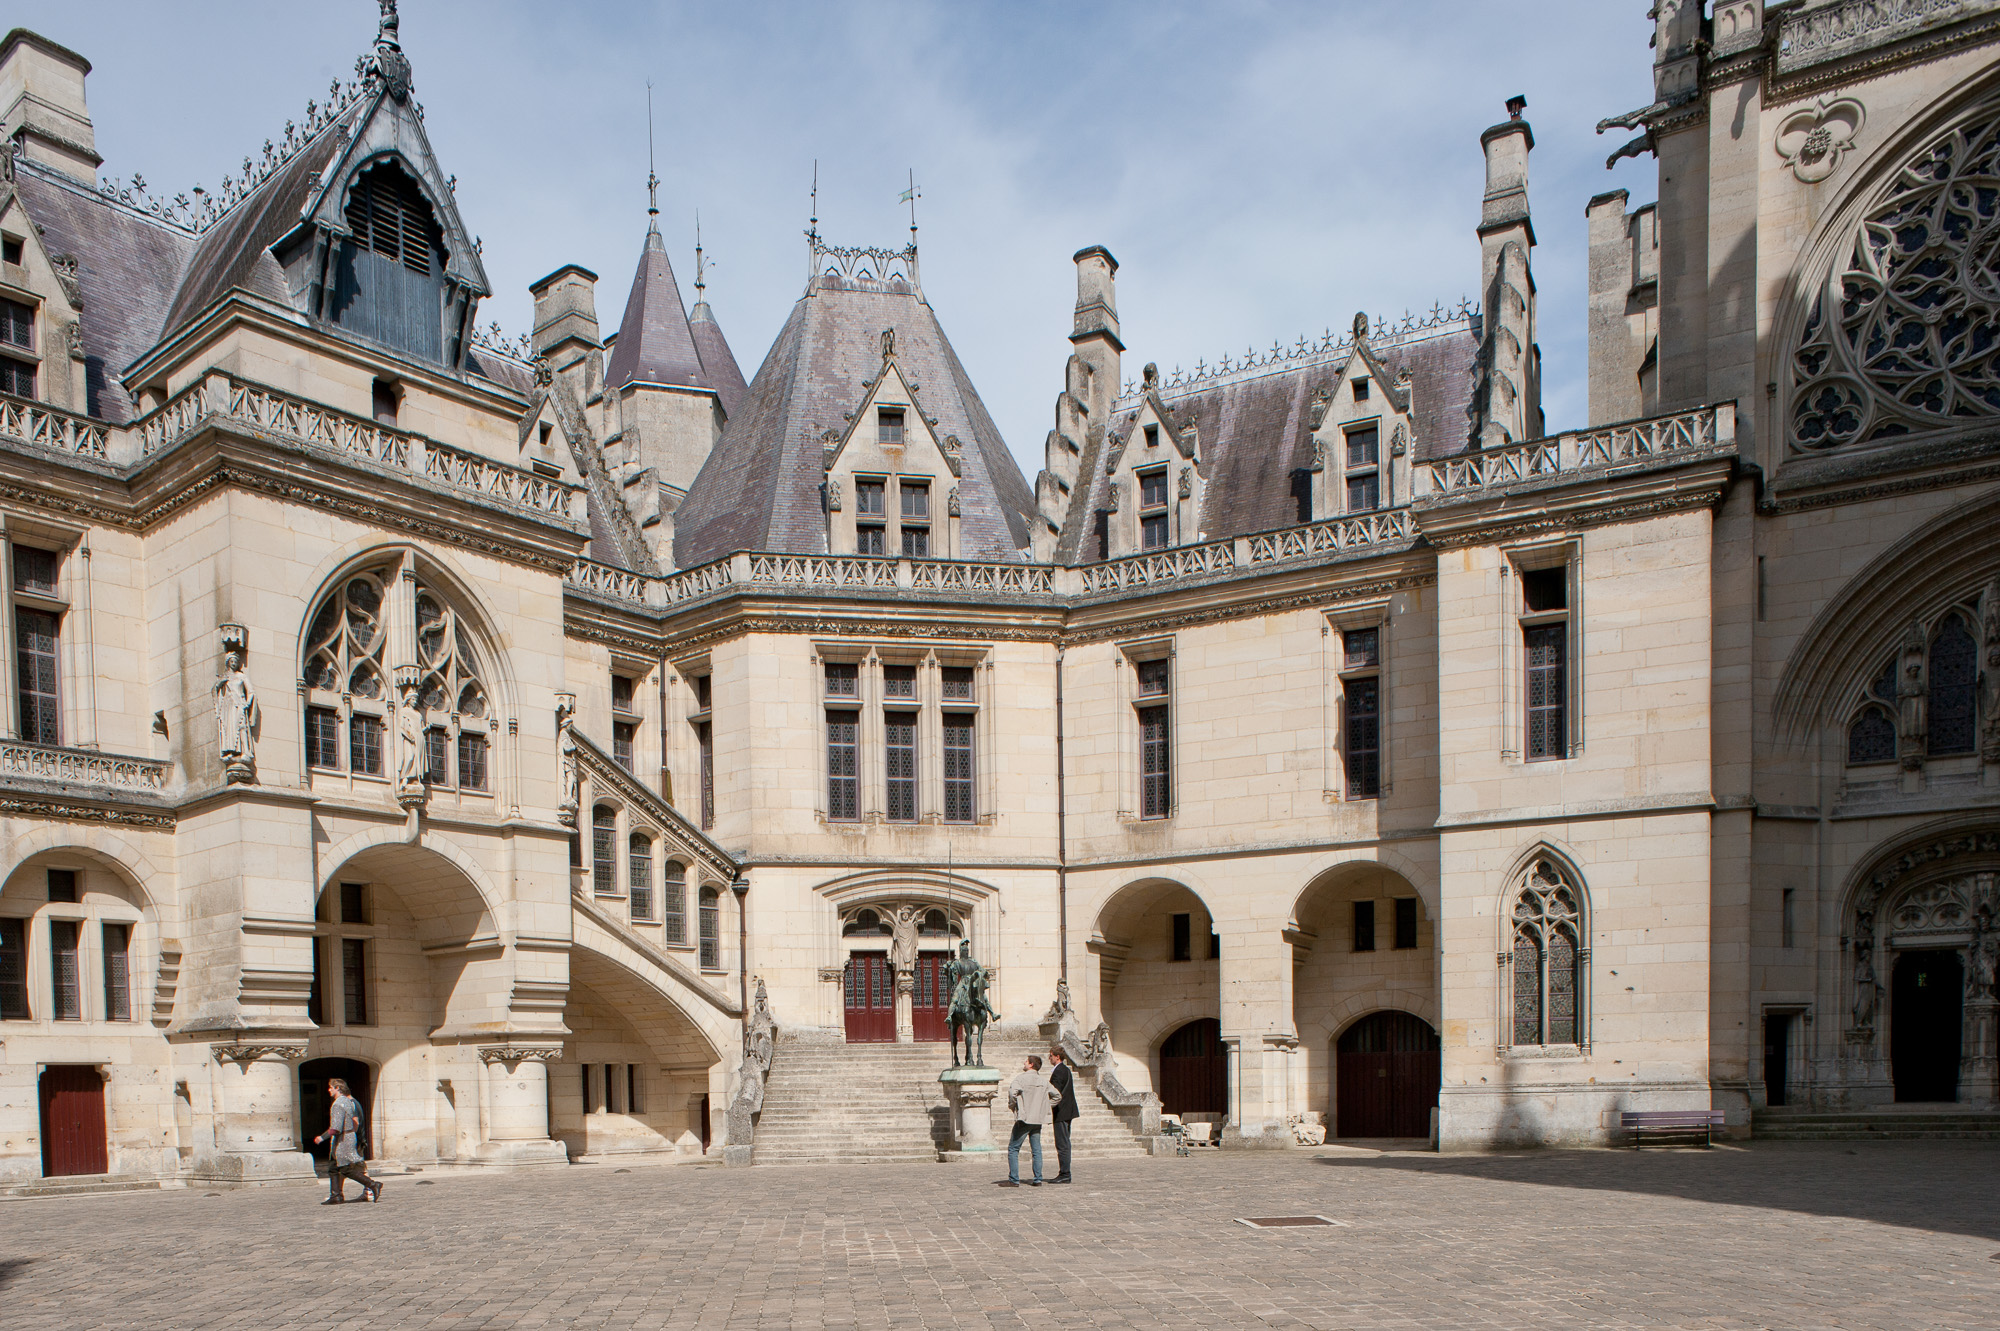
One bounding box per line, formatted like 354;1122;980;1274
1621;1109;1725;1148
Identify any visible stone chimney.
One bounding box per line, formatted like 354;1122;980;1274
529;263;603;405
1034;246;1123;561
1468;96;1542;449
0;29;100;184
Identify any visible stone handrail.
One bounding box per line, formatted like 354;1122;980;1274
1416;403;1732;499
0;393;111;461
1041;1001;1161;1135
1075;537;1237;594
1246;508;1412;564
724;979;777;1162
135;373;586;522
0;740;171;791
566;558;656;605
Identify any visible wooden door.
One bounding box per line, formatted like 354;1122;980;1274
39;1065;107;1177
299;1057;374;1161
1892;950;1962;1103
911;952;950;1042
843;952;895;1043
1158;1018;1227;1116
1336;1011;1440;1138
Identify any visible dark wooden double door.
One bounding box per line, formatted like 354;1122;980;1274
39;1065;107;1177
1336;1011;1440;1139
843;952;950;1043
1159;1018;1228;1116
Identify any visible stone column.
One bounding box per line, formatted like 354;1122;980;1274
473;1044;570;1167
895;970;916;1042
199;1042;316;1184
939;1065;1001;1158
1963;999;1997;1107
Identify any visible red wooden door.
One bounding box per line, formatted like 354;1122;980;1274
843;952;895;1043
1158;1018;1227;1116
1335;1011;1439;1138
911;952;950;1042
39;1064;108;1177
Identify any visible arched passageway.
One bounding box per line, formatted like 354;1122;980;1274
1087;878;1219;1100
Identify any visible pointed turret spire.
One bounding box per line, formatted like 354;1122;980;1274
645;80;660;235
688;211;748;418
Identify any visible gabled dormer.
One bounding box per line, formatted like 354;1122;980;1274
1100;363;1201;559
1307;314;1415;520
272;10;490;370
0;150;85;412
823;329;966;558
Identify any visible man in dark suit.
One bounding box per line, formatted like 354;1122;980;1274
1047;1046;1081;1183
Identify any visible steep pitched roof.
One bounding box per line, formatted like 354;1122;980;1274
671;273;1035;567
604;230;710;393
1058;322;1477;559
688;299;747;418
11;162;192;423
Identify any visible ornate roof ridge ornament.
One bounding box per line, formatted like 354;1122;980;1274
1118;298;1478;400
363;0;414;105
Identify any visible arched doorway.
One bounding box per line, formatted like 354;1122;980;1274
299;1058;374;1162
1335;1011;1438;1138
1891;950;1962;1103
1158;1018;1227;1116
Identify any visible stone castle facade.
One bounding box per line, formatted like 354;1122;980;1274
2;0;1998;1186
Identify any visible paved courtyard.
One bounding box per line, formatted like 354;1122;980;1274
2;1142;1997;1329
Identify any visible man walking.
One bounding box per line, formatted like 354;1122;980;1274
314;1077;382;1204
1001;1054;1059;1187
1047;1046;1080;1183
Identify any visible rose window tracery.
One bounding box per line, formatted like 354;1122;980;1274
1791;103;2000;450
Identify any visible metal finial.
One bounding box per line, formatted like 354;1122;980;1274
645;81;659;233
809;160;819;240
902;168;921;243
695;210;705;297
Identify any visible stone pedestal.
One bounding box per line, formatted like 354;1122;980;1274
1964;999;1998;1106
196;1042;317;1184
473;1044;570;1167
895;973;915;1043
939;1065;1002;1154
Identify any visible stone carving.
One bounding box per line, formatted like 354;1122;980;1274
66;320;84;361
363;0;414;103
1969;905;1999;1001
1982;581;2000;762
395;683;426;801
880;327;896;363
1890;881;1971;932
477;1044;564;1065
725;976;777;1148
1852;940;1879;1031
1041;975;1073;1028
1896;622;1927;770
1052;1019;1161;1135
1774;97;1865;183
1105;480;1120;513
1178;466;1193;500
50;255;82;308
1391;422;1409;457
213;644;259;785
1288;1113;1327;1146
530;354;553;389
556;693;579;826
1791;98;2000;451
212;1042;307;1066
1352;311;1370;342
1308;386;1330;431
888;903;921;979
1852;831;2000;920
947;486;960;518
825;477;842;512
1467;242;1533;450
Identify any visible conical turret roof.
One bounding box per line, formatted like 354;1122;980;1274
688;298;748;419
604;229;710;393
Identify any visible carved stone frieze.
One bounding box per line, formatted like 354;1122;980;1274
212;1041;309;1066
477;1043;565;1065
1774;97;1865;183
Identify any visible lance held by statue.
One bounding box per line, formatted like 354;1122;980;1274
947;939;997;1068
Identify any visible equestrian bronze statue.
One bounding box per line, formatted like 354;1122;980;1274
945;939;997;1067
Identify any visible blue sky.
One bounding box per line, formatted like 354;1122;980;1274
26;2;1664;475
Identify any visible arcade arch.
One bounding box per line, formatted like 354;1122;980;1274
1088;878;1219;1103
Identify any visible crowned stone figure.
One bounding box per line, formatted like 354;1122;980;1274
214;650;258;784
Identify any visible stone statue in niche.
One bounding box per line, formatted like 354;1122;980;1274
825;477;843;512
1896;621;1927;770
396;686;425;793
1852;939;1879;1030
214;650;259;784
1178;466;1193;500
1969;905;1998;1001
888;903;921;980
880;327;896;362
556;697;579;825
947;487;960;518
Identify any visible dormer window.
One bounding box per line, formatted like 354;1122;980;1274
347;164;441;275
1;236;21;266
329;160;448;363
856;479;886;556
878;409;905;448
1139;468;1170;550
0;297;31;401
1344;424;1380;513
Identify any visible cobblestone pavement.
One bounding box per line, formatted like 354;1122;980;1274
2;1141;1997;1330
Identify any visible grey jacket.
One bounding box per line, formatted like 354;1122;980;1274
1008;1069;1060;1126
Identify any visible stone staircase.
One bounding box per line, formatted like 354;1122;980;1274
1752;1106;2000;1141
748;1033;1155;1166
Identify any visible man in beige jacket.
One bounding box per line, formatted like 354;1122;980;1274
1001;1055;1060;1187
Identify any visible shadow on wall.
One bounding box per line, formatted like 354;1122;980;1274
0;1258;33;1293
1313;1142;2000;1243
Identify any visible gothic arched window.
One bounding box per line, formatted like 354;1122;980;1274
1789;100;2000;450
302;561;491;791
1847;655;1898;766
1510;859;1583;1047
1927;614;1978;756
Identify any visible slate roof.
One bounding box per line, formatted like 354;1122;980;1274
672;273;1036;567
604;230;710;394
1056;322;1478;561
13;163;191;424
688;300;747;419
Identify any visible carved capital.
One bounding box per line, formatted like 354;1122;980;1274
953;1085;999;1108
212;1041;308;1067
477;1043;565;1066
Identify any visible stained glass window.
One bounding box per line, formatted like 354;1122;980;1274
1928;615;1978;756
1512;860;1583;1047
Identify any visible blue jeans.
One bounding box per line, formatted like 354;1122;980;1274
1008;1120;1043;1182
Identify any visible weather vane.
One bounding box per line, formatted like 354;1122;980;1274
645;80;659;233
900;169;921;244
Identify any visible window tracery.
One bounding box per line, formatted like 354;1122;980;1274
302;561;491;792
1844;601;1989;767
1790;101;2000;451
1508;859;1583;1048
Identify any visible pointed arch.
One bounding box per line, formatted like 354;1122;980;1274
1495;846;1590;1052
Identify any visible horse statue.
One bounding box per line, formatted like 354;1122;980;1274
945;939;997;1068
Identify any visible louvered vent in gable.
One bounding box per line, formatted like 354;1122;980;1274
345;163;441;275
